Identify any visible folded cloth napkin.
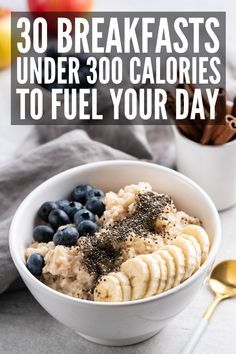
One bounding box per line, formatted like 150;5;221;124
0;41;179;293
1;54;176;295
0;123;175;294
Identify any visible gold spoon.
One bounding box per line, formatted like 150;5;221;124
181;260;236;354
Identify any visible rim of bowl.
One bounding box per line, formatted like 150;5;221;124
9;160;221;307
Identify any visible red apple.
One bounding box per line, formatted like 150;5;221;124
28;0;94;34
28;0;94;13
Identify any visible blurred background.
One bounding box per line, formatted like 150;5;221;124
0;2;236;353
0;0;235;166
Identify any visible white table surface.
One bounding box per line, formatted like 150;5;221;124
0;1;236;353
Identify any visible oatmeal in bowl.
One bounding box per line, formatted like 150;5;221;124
25;181;210;302
9;161;221;346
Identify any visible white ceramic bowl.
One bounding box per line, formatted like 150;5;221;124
9;161;221;346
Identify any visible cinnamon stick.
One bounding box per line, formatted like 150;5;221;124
201;88;226;144
176;83;206;134
168;80;235;145
213;115;236;145
177;71;210;111
188;82;210;112
181;83;209;122
166;91;202;142
232;96;236;116
200;125;214;144
226;114;236;125
215;88;226;124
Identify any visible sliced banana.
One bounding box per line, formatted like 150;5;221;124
94;275;123;302
173;236;197;279
163;245;185;286
154;250;176;291
110;271;132;301
137;254;160;298
182;225;210;263
121;257;150;300
182;234;201;271
151;252;168;293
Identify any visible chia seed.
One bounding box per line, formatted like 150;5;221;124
77;191;172;281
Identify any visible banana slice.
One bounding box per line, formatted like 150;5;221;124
94;275;123;302
172;236;197;279
154;250;176;291
163;245;185;286
137;254;160;298
110;271;132;301
182;234;201;271
182;225;210;263
151;252;168;293
121;257;150;300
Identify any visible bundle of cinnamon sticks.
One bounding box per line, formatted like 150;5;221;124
167;84;236;145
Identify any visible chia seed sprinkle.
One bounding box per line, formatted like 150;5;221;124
77;191;172;281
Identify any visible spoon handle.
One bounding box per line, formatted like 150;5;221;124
180;294;224;354
180;317;208;354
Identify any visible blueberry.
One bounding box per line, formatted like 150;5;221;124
26;253;44;276
87;188;104;200
71;184;92;204
62;201;83;220
86;197;105;217
48;209;70;230
56;200;82;220
74;208;95;226
38;201;58;222
56;199;70;210
53;226;79;246
77;220;99;236
33;225;54;243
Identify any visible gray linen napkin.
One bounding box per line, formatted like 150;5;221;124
0;32;178;294
1;48;176;296
0;124;174;294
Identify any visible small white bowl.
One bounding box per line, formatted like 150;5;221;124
9;161;221;346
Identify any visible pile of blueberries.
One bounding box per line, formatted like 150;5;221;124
41;46;94;91
26;183;105;276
